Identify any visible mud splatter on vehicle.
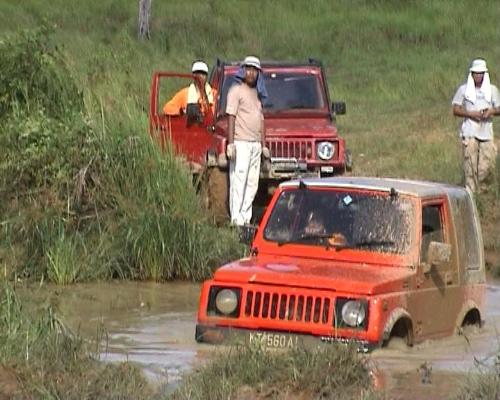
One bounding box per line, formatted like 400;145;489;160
196;177;486;351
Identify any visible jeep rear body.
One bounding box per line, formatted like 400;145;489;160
196;177;486;351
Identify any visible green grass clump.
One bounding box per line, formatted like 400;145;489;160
0;26;243;284
172;344;375;400
0;283;153;399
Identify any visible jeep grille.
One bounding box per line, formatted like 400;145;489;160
266;139;313;160
244;290;333;325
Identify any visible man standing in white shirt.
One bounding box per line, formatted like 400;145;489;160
225;56;270;226
452;58;500;192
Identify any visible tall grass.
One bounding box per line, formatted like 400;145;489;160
0;26;244;284
171;343;376;400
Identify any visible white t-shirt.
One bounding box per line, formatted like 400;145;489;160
452;83;500;140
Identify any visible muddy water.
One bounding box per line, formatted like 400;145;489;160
51;282;203;389
50;281;500;398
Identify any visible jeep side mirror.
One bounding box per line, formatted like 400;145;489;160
427;241;451;267
239;225;258;245
332;101;346;115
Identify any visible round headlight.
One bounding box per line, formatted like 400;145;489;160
215;289;238;315
341;300;366;327
317;142;335;160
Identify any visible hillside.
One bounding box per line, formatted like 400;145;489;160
0;0;499;277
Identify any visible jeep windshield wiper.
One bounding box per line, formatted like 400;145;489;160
355;240;396;249
277;232;328;246
278;233;352;250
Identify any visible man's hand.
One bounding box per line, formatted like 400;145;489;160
261;146;271;159
226;143;236;161
468;110;483;122
481;108;494;119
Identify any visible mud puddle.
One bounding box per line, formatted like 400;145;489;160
35;281;500;398
370;283;500;399
46;281;203;390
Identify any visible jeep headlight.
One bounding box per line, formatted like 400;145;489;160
335;298;368;329
317;142;335;160
215;288;239;315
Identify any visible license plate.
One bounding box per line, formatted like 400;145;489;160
248;332;299;349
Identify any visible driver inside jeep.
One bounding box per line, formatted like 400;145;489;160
163;60;217;121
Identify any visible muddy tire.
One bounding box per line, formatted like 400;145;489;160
201;167;229;224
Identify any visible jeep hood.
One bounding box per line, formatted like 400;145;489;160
264;118;338;138
212;256;414;296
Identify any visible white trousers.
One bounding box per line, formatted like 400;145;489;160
229;140;262;226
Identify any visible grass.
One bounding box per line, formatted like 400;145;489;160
0;26;244;283
171;343;377;400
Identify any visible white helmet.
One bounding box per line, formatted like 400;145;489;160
192;61;209;74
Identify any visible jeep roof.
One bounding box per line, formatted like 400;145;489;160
280;176;467;198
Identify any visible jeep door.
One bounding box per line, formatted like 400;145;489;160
410;198;461;339
149;72;215;169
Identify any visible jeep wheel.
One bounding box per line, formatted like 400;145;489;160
201;167;229;224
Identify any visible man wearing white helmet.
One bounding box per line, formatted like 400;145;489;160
452;58;500;192
226;55;270;226
163;60;216;118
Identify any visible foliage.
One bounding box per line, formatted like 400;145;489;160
0;25;243;284
172;343;375;400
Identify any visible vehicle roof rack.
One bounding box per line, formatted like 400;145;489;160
217;59;323;68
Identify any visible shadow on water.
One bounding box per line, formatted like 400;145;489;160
31;280;500;399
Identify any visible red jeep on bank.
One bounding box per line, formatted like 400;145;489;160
195;177;486;351
149;59;351;219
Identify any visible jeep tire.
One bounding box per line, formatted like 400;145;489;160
201;167;229;224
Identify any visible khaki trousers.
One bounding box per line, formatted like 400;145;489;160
462;137;497;192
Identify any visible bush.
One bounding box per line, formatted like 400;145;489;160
0;26;243;284
172;343;375;400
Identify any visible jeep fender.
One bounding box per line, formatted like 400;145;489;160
455;300;483;332
381;308;413;345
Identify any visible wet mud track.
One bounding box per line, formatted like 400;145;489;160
49;281;500;398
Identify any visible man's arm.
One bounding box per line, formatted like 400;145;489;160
452;104;482;122
261;118;265;148
163;88;188;115
482;106;500;119
228;115;235;144
483;86;500;119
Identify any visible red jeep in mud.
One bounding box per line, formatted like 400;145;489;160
149;59;350;219
195;177;486;351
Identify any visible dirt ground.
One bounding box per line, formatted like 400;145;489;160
0;365;20;400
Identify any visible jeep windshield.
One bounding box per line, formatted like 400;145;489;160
218;71;326;114
263;188;416;254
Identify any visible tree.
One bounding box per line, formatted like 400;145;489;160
138;0;152;40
